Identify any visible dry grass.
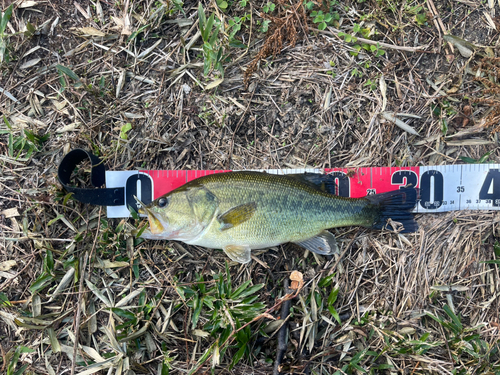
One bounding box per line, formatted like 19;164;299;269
1;0;500;373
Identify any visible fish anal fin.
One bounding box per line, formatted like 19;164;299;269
223;245;252;264
294;230;339;255
218;202;257;231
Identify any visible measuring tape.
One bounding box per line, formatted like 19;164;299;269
57;150;500;218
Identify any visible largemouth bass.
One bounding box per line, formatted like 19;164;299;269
138;171;417;263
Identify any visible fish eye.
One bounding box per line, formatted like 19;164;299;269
157;197;168;208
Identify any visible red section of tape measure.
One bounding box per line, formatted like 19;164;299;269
141;170;231;199
325;167;420;196
140;167;421;199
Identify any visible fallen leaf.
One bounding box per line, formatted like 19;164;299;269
95;260;129;268
380;112;420;136
56;123;80;133
76;27;106;37
116;68;126;98
205;78;224;91
1;207;20;218
443;35;476;58
462;105;472;127
19;58;41;69
0;260;16;272
394;74;402;99
111;15;124;28
18;1;38;8
122;14;132;36
484;11;496;30
446;139;494;146
74;1;90;19
379;75;387;112
261;313;276;320
192;329;210;338
290;270;304;290
485;46;495;57
430;285;469;292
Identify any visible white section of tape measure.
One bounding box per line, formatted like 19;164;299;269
417;164;500;213
106;171;146;218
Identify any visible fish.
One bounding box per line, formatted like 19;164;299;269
137;171;418;264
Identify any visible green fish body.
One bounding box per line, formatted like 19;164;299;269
140;171;417;263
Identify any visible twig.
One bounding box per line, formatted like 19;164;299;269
426;0;448;35
437;312;455;369
69;251;89;375
70;208;102;375
319;28;430;53
227;89;256;169
0;343;6;373
328;231;360;276
273;278;293;375
410;361;421;375
289;0;309;44
426;0;450;53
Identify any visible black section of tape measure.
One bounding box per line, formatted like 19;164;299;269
58;149;124;206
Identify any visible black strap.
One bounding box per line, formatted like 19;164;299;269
58;149;124;206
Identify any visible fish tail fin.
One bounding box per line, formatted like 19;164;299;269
366;187;418;233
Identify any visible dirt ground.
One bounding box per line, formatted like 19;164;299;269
1;0;500;373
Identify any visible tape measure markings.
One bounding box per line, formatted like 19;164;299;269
104;164;500;218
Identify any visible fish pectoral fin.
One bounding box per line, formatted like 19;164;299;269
217;202;257;231
223;245;252;264
294;230;339;255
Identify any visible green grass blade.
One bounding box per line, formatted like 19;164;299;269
481;260;500;264
237;283;264;299
56;64;80;81
198;3;206;36
208;22;220;46
0;5;13;35
205;14;215;42
443;304;463;331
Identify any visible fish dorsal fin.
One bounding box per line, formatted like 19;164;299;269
223;244;252;264
286;173;337;195
294;230;339;255
186;186;218;225
217;202;257;231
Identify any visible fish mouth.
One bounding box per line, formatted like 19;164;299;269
134;196;164;234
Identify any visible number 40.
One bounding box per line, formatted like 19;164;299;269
479;169;500;206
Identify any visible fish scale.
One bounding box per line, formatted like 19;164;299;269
196;173;369;246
